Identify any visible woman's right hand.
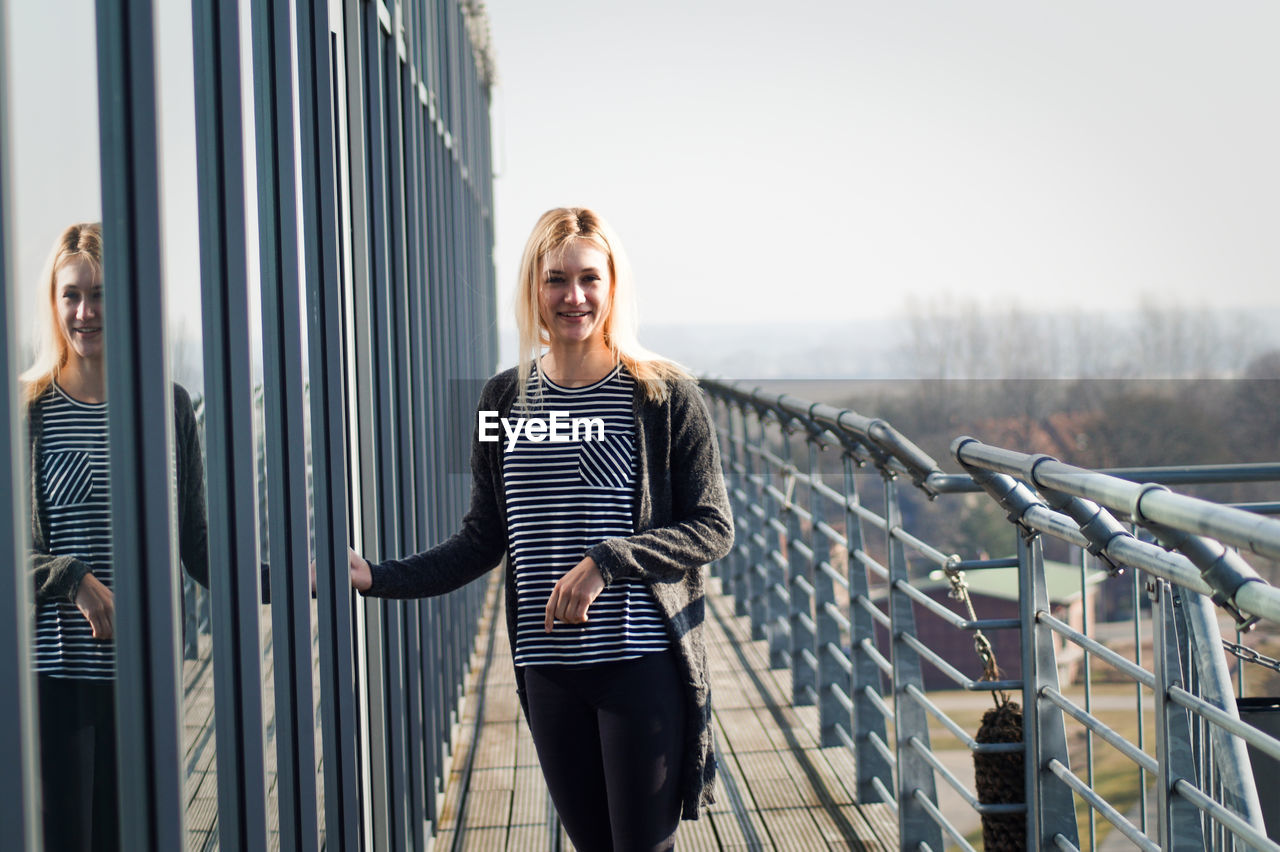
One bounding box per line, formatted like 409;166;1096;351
74;573;115;640
349;547;372;592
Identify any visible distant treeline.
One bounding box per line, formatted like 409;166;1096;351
901;296;1276;381
830;366;1280;581
744;339;1280;583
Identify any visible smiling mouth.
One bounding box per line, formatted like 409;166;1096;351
558;311;589;319
75;327;102;335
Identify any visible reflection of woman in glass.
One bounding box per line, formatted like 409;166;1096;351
349;208;734;850
22;222;209;852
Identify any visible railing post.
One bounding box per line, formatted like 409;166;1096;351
709;397;731;588
815;546;843;746
746;407;769;641
787;426;817;703
1019;530;1079;848
765;417;789;669
1153;580;1207;850
845;453;891;803
885;471;943;849
726;401;750;614
813;436;844;746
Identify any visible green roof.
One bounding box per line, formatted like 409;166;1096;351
920;560;1107;605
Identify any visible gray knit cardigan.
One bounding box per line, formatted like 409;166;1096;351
365;366;735;819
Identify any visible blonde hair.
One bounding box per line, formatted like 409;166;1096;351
20;222;103;407
514;207;690;411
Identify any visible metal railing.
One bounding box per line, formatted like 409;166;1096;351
702;378;1280;851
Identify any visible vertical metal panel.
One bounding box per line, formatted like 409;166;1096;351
714;400;738;602
94;0;184;847
453;161;470;727
420;599;440;825
410;47;443;804
433;113;457;744
1131;547;1149;836
767;425;789;670
338;2;383;844
844;454;891;803
363;4;411;846
747;413;768;639
400;609;425;848
248;0;320;847
884;474;942;850
814;440;843;748
786;429;816;706
376;16;414;849
395;11;430;839
427;108;458;763
442;106;463;711
383;47;422;847
728;404;749;611
296;0;361;847
479;83;497;370
424;97;450;804
446;1;461;165
434;0;448;144
189;0;269;847
345;2;392;845
403;20;428;829
0;6;41;844
1152;581;1205;849
1019;531;1078;849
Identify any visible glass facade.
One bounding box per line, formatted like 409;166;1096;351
1;1;496;848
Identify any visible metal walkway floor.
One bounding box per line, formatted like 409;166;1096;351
434;577;897;850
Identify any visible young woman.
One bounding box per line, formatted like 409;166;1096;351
23;222;210;852
349;207;734;851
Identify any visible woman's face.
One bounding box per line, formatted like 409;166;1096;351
538;241;611;348
55;258;104;363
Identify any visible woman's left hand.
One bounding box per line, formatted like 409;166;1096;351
544;555;604;632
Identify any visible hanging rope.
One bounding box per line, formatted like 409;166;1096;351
942;555;1026;852
941;556;1005;703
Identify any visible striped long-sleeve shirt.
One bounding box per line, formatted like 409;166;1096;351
504;365;669;666
34;383;114;679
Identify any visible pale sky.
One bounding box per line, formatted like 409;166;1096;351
486;0;1280;328
6;1;1279;356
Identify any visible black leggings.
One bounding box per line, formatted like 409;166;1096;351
524;649;686;852
38;676;119;852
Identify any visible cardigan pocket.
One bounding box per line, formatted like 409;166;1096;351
577;432;634;489
42;450;98;508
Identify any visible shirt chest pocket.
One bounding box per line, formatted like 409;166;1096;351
42;450;99;509
577;432;635;490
